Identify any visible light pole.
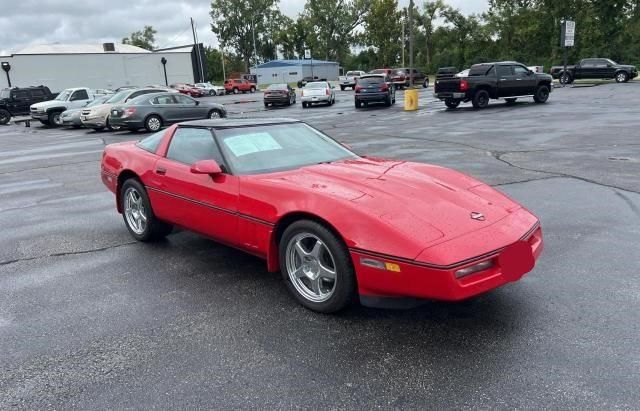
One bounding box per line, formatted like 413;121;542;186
1;62;11;87
408;0;414;86
160;57;168;86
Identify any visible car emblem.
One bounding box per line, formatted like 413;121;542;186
470;212;485;221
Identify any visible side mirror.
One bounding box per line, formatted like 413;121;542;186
195;100;200;105
191;160;222;175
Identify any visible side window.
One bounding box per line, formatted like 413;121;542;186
13;90;29;99
31;89;45;97
496;65;513;77
174;94;196;105
137;130;166;153
128;90;154;100
582;59;595;67
152;95;176;105
70;89;89;101
595;59;609;66
486;66;496;76
166;128;224;166
513;66;529;75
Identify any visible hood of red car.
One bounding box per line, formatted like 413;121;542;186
258;158;520;251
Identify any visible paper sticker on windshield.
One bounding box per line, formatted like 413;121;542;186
224;133;282;157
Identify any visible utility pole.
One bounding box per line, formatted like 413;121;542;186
401;18;405;67
252;16;258;68
190;17;202;82
408;0;414;86
221;47;226;81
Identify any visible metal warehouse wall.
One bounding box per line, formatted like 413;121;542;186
302;64;339;81
0;52;194;92
251;65;303;85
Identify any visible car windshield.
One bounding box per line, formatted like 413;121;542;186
606;59;617;65
55;90;71;101
346;71;359;76
105;90;130;103
216;123;358;175
267;84;287;90
306;82;326;89
0;89;9;99
371;69;387;74
358;77;383;85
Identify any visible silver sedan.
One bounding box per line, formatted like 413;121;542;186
301;82;336;108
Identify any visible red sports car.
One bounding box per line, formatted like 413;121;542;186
101;119;543;313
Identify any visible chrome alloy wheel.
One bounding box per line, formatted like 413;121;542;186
286;233;337;303
209;110;221;119
616;72;627;83
124;187;147;235
147;117;161;131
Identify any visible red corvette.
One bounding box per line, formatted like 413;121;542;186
101;119;543;313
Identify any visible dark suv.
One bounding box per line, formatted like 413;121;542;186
0;86;54;125
354;74;396;108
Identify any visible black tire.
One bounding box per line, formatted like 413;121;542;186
533;85;550;104
279;220;356;313
340;86;345;91
233;87;239;94
120;179;172;242
505;98;517;105
444;99;460;109
144;115;162;132
208;109;224;119
0;109;10;125
39;120;50;125
384;94;392;107
472;89;490;109
209;90;216;96
264;102;270;108
560;72;572;85
615;72;629;83
48;111;63;127
106;117;121;131
250;86;256;93
423;78;429;88
355;100;362;109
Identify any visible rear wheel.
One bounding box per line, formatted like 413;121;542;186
616;72;628;83
144;115;162;132
279;220;356;313
0;109;10;125
423;78;429;88
444;99;460;109
472;90;490;109
560;72;572;85
533;85;550;104
250;86;256;93
120;179;172;242
355;100;362;109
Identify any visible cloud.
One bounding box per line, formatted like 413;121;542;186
1;0;489;55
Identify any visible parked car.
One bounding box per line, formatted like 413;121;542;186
171;83;206;98
394;68;430;88
301;81;335;108
550;58;638;84
434;61;553;109
370;68;393;77
94;89;114;96
354;74;396;108
224;79;256;94
263;84;297;107
109;92;227;132
80;87;170;131
30;87;95;126
101;118;543;313
195;82;226;96
60;95;110;128
339;71;366;91
0;85;54;125
115;86;137;92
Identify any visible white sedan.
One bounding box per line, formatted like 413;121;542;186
195;82;226;96
301;82;336;108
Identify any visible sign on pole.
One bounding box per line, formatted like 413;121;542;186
304;49;311;59
561;20;576;47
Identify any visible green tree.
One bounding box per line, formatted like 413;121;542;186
210;0;281;71
122;25;157;50
364;0;402;67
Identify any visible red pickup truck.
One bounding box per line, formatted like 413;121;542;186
224;79;257;94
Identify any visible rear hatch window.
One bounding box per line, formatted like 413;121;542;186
358;77;384;86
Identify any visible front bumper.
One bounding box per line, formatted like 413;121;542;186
61;116;82;126
80;115;108;128
108;117;144;129
352;220;543;303
30;112;48;120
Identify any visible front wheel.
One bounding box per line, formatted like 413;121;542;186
209;90;216;96
279;220;356;313
208;109;223;119
120;179;172;242
560;72;572;85
616;72;629;83
444;99;460;109
533;85;550;104
472;90;490;109
48;111;63;127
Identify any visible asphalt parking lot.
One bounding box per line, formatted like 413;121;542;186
1;83;639;408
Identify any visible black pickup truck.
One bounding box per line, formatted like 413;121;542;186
0;85;54;125
550;58;638;84
434;61;553;109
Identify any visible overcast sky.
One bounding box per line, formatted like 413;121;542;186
0;0;489;56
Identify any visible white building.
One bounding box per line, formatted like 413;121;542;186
250;59;339;85
0;43;205;92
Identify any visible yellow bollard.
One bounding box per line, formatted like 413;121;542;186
404;88;419;111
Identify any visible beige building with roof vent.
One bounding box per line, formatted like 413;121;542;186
0;43;205;92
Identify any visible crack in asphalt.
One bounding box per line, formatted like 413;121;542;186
0;159;100;175
0;241;137;267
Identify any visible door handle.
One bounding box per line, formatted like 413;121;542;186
155;167;166;175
